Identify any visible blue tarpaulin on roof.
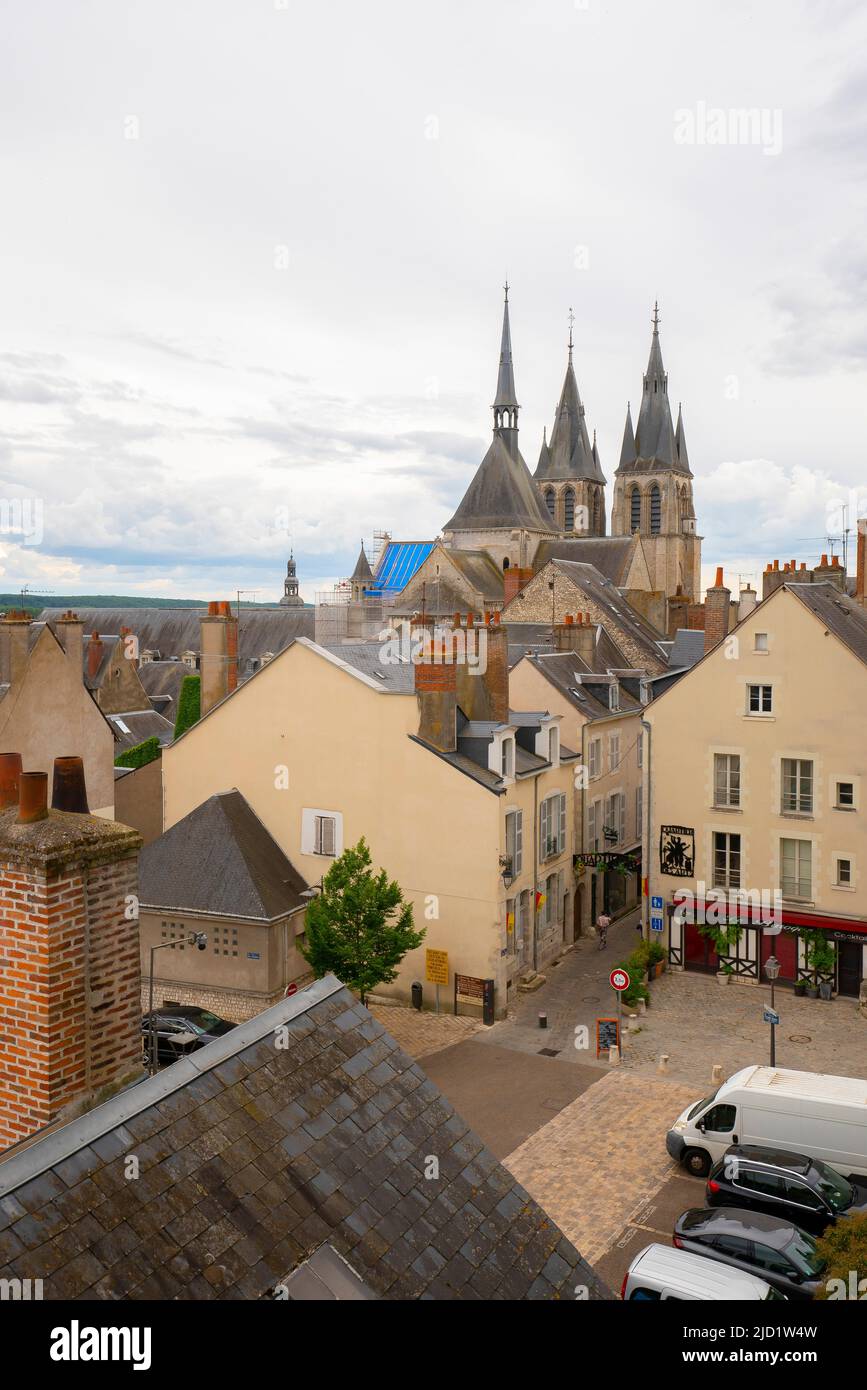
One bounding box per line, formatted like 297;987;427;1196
367;541;434;596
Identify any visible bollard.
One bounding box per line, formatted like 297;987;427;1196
608;1044;621;1067
628;1014;640;1034
711;1063;723;1085
538;1012;547;1029
658;1053;670;1073
637;998;647;1017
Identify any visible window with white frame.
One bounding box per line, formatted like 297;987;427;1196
588;737;601;779
754;632;769;652
301;808;343;858
781;758;813;814
836;781;855;809
835;857;852;887
747;684;773;715
608;684;620;712
609;732;620;770
637;731;643;769
713;832;741;889
588;799;600;851
505;808;523;876
635;785;643;841
781;838;811;899
540;793;567;859
606;792;625;847
714;753;741;808
544;871;559;928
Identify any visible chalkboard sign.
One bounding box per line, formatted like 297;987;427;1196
596;1017;620;1057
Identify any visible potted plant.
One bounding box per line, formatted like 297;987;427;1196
699;921;743;983
717;961;735;985
803;930;835;1001
793;978;807;999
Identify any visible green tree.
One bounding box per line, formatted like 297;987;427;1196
814;1213;867;1299
300;838;424;1004
174;674;201;739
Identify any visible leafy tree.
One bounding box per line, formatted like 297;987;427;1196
114;736;160;769
174;674;201;739
300;837;424;1004
814;1213;867;1299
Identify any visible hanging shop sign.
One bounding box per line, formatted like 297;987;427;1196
659;826;695;877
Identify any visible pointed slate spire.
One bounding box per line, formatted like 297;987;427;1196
536;424;551;475
493;281;519;412
534;316;604;484
617;402;637;472
351;542;374;584
675;402;692;475
628;302;688;473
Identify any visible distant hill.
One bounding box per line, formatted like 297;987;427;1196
2;594;310;614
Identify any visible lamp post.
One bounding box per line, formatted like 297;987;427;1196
147;932;207;1076
765;953;780;1067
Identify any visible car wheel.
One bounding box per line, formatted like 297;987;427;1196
684;1148;711;1178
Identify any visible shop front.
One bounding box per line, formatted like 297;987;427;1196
668;900;867;997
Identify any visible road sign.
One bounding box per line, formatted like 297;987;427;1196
284;983;298;998
425;949;449;986
763;1007;780;1026
651;916;664;933
610;968;630;992
652;896;663;910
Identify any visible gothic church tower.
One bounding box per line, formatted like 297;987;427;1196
533;317;606;536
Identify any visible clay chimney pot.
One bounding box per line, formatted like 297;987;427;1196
18;771;49;824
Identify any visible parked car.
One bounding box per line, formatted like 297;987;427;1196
141;1005;236;1066
706;1144;867;1235
622;1243;785;1301
673;1207;827;1301
666;1064;867;1178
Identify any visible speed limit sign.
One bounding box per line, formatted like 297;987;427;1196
609;968;630;993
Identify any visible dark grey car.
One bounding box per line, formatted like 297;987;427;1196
707;1144;867;1236
673;1206;827;1301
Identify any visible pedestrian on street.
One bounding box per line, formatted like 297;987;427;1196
596;911;611;950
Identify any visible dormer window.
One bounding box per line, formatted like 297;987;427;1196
548;727;560;765
608;684;620;712
501;737;515;780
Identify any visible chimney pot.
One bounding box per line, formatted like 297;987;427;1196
0;752;22;810
51;756;90;814
820;553;828;567
714;566;724;587
493;612;500;625
453;612;461;629
564;614;574;626
18;771;49;824
773;559;779;570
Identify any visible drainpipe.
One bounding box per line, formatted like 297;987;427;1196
580;717;587;936
641;717;652;944
532;774;539;973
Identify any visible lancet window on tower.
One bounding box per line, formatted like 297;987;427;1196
650;483;661;534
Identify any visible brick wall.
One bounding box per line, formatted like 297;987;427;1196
0;811;141;1149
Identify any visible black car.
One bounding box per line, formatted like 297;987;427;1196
673;1207;826;1300
706;1144;867;1235
141;1005;236;1066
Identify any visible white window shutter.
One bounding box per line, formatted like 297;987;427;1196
515;811;523;874
559;793;566;854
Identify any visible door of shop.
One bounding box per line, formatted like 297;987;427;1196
837;941;863;998
684;922;718;973
761;929;798;984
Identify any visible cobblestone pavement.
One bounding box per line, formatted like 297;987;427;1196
502;1071;697;1266
368;1002;483;1059
478;908;866;1088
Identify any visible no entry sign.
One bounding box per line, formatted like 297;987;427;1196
609;968;630;992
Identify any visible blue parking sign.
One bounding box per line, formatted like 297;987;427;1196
651;896;663;910
651;916;663;932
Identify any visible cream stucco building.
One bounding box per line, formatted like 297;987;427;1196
642;582;867;998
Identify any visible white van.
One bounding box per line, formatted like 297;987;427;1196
622;1244;783;1300
667;1065;867;1179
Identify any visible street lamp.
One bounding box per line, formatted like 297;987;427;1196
764;954;780;1067
499;855;515;890
147;932;207;1076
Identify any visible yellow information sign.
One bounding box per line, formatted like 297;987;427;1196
425;949;449;986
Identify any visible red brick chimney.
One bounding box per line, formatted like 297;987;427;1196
0;611;32;687
813;552;845;591
451;612;509;724
415;630;457;752
0;758;142;1149
762;559;786;602
704;567;731;654
199;600;240;716
86;631;105;682
857;518;867;606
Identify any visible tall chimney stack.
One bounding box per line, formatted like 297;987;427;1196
55;610;84;674
415;629;457;752
554;613;597;666
0;766;142;1149
704;567;731;654
857;517;867;606
199;600;239;716
86;631;105;683
0;611;32;687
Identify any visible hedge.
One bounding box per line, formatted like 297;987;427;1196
114;736;161;770
174;674;201;739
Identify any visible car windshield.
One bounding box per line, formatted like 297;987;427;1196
186;1011;234;1035
785;1231;826;1278
810;1160;853;1212
687;1088;719;1121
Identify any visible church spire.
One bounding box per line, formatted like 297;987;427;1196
493;281;519;433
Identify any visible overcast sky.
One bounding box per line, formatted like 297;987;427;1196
1;0;865;603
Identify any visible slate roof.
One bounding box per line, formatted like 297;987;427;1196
493;290;519;410
616;315;691;477
533;536;635;585
444;434;557;535
520;652;642;721
0;978;608;1301
506;562;666;668
667;629;706;670
350;545;374;584
138;789;308;920
138;660;189;715
108;709;175;752
323;644;416;692
787;582;867;666
39;608;315;667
